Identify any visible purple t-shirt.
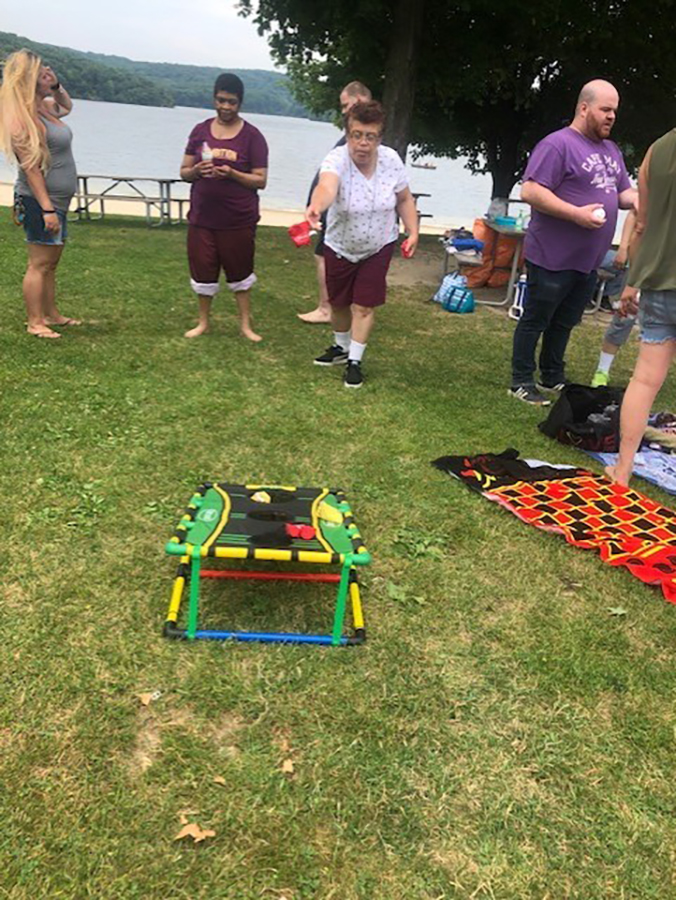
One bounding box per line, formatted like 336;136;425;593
523;127;632;273
185;118;268;230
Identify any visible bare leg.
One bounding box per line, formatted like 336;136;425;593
41;245;81;325
235;289;262;342
605;340;676;485
298;255;332;324
601;339;620;357
331;305;352;334
350;304;376;345
185;295;212;338
23;244;63;338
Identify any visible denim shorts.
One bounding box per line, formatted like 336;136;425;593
14;193;68;245
638;289;676;343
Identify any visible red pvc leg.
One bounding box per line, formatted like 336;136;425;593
200;569;341;583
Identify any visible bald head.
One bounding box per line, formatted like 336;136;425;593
576;79;619;111
573;79;619;142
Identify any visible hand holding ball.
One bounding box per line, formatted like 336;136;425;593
592;207;607;223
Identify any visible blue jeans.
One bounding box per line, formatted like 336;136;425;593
511;262;597;386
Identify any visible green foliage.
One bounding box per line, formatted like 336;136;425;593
0;31;324;119
0;32;174;107
240;0;676;195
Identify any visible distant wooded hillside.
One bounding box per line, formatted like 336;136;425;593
0;32;322;118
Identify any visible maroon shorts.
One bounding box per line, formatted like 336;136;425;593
324;242;396;308
187;224;256;294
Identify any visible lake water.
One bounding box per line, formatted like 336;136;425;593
0;99;494;229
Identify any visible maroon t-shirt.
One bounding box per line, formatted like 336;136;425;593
185;118;269;230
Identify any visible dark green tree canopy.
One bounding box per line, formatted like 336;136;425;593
241;0;676;197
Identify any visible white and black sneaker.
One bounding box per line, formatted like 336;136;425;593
344;361;363;389
508;384;551;406
536;380;569;393
314;344;349;366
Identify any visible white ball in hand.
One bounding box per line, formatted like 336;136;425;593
592;207;606;222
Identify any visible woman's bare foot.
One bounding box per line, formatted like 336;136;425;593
45;316;83;326
605;464;630;487
241;326;262;342
184;323;209;338
297;307;332;324
27;324;61;339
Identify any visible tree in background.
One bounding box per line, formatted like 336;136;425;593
240;0;676;198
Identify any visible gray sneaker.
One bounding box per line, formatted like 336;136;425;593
508;384;551;406
314;344;349;366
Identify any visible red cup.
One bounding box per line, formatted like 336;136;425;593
401;241;413;258
289;221;313;247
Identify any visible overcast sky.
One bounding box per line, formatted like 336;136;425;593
3;0;280;70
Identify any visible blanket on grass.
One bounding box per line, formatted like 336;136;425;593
432;449;676;603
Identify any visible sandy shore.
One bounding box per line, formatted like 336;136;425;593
0;181;448;234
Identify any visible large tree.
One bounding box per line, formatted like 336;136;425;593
240;0;676;198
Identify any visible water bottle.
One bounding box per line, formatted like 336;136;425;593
516;209;526;231
509;274;528;321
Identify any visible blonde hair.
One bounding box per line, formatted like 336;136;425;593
0;49;49;172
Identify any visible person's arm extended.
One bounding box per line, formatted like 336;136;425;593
396;186;419;256
212;166;267;190
306;172;340;229
622;146;652;312
521;180;605;229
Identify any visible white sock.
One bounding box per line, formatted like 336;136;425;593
597;350;615;375
348;340;367;363
334;331;351;351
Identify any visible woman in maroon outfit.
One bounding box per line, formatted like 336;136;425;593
180;73;269;341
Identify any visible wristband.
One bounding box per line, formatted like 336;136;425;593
42;209;57;214
51;82;61;92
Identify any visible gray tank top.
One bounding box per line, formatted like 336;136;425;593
16;116;77;212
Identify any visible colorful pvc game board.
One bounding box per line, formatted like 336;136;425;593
164;482;370;645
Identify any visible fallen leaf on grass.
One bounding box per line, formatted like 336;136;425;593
607;607;628;617
281;759;294;775
213;775;227;786
177;809;200;825
137;690;162;706
174;823;216;843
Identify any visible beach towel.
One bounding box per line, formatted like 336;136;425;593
432;449;676;603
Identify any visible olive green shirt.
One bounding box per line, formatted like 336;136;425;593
629;128;676;290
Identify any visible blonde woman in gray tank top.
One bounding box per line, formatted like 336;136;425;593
0;50;80;338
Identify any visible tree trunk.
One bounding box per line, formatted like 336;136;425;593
487;128;522;200
381;0;425;160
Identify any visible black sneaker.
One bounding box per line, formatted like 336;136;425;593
536;380;569;393
314;344;349;366
508;384;551;406
344;361;363;389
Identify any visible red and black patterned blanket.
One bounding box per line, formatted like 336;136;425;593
433;449;676;603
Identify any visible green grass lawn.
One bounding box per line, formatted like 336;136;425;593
2;215;676;899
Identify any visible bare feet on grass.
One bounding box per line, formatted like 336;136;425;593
241;326;262;342
45;316;83;326
297;307;332;324
27;324;61;339
184;323;209;338
605;464;630;487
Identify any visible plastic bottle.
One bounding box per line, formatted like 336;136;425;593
515;209;525;231
201;142;213;163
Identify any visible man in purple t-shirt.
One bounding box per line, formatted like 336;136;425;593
509;79;637;405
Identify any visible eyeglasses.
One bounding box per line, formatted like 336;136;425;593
349;130;381;144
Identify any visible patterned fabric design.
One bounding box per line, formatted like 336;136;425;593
438;452;676;603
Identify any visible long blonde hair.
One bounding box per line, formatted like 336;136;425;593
0;49;49;172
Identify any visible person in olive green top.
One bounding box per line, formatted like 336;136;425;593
606;129;676;485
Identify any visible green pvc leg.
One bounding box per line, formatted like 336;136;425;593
331;556;352;646
187;546;202;640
